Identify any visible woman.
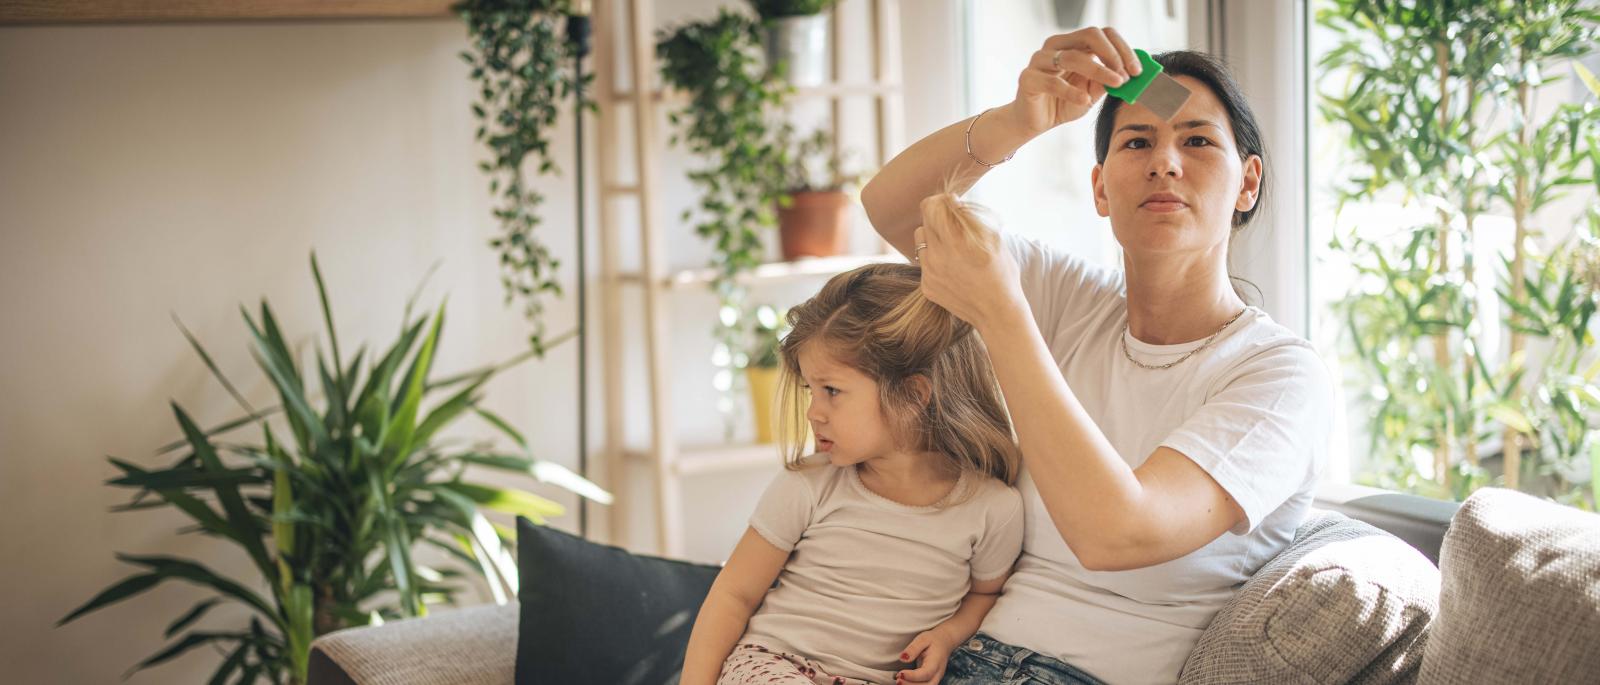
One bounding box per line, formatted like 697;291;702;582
860;28;1333;685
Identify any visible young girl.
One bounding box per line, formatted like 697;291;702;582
682;199;1025;685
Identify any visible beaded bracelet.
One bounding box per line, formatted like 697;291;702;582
964;107;1015;168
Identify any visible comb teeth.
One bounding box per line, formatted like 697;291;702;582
1137;72;1192;120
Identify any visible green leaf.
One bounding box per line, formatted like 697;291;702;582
1486;401;1535;435
171;404;275;581
412;373;490;449
240;304;332;457
127;631;248;677
437;481;565;523
457;453;613;504
1574;60;1600;99
164;598;222;638
207;641;250;685
172;313;258;417
382;305;446;467
310;252;344;377
115;553;279;624
58;573;163;626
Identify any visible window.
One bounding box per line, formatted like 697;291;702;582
1308;0;1600;510
962;0;1192;267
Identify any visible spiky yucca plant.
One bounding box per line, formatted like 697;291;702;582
60;255;609;684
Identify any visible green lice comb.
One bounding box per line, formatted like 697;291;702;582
1104;49;1192;120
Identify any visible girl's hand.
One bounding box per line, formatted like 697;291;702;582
913;194;1024;333
1005;26;1140;138
896;629;955;684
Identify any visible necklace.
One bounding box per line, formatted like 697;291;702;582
1121;308;1249;371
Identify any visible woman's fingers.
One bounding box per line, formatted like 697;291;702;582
1042;27;1127;79
918;196;951;247
1024;46;1126;89
1103;27;1141;77
1021;69;1088;107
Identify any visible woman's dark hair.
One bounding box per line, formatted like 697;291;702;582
1092;50;1267;228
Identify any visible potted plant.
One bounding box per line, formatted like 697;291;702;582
456;0;589;353
776;126;860;260
748;0;839;87
658;9;791;436
59;255;611;684
746;304;787;444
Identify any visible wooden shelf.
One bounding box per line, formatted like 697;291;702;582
0;1;455;24
618;253;905;289
612;82;902;105
624;443;790;476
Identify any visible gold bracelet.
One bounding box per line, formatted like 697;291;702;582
965;107;1015;168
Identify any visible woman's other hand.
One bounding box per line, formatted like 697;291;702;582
1004;26;1140;138
913;194;1023;333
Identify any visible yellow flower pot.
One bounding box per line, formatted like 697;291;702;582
746;366;781;444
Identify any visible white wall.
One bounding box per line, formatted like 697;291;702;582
0;2;968;681
0;16;589;684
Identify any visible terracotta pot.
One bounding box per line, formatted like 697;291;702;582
777;190;850;260
745;366;781;444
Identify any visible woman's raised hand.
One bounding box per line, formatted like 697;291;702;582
1004;26;1140;138
913;194;1022;333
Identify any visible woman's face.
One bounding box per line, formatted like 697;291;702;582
1091;75;1262;258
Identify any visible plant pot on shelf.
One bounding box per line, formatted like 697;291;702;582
763;14;830;87
746;365;782;444
778;190;850;260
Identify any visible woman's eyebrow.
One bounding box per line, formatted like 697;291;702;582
1115;120;1222;136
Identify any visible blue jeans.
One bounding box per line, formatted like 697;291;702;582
941;633;1107;685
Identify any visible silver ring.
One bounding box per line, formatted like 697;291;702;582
1051;49;1064;70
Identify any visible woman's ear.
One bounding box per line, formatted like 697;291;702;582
1091;164;1110;218
907;374;933;409
1236;154;1263;213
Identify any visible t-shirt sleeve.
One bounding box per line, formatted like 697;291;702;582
969;488;1025;581
1002;232;1122;346
748;468;818;552
1159;342;1333;536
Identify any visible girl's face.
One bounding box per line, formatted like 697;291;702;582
797;343;898;468
1091;75;1262;258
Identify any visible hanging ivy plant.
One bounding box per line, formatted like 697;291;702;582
456;0;592;354
658;9;793;435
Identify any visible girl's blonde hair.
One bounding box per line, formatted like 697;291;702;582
776;194;1021;486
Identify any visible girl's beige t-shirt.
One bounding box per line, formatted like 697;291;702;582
740;457;1024;683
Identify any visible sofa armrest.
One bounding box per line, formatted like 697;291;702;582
307;603;518;685
1315;482;1458;564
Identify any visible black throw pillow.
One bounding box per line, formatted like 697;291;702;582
515;516;721;685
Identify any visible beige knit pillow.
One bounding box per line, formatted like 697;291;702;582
1417;488;1600;684
1180;511;1440;684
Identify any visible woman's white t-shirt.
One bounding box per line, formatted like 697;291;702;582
980;234;1334;684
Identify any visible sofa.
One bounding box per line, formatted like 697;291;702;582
307;485;1600;684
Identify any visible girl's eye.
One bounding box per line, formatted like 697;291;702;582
824;386;840;397
1186;136;1213;147
1122;137;1149;149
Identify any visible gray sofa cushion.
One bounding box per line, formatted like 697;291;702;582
1417;488;1600;684
310;602;517;685
1180;510;1440;684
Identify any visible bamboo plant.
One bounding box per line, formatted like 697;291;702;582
1318;0;1600;507
60;255;611;684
